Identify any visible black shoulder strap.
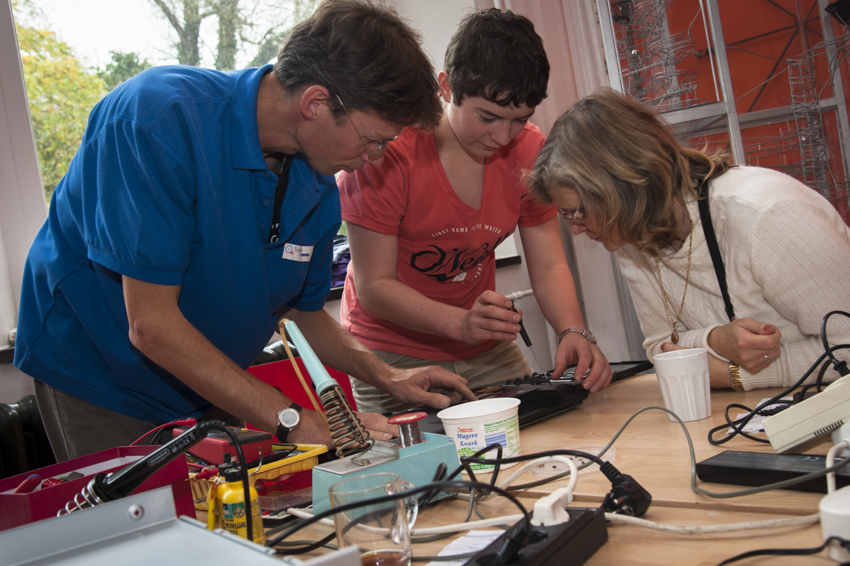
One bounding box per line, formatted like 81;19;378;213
697;186;735;321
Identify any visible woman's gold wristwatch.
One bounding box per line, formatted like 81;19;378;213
729;363;743;391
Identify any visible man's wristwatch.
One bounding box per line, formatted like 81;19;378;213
276;403;303;442
558;327;597;345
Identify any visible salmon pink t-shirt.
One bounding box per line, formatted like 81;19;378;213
338;123;554;361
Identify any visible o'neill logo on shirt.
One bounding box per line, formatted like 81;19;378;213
282;243;314;262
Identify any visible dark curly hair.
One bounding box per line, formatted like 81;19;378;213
444;8;549;108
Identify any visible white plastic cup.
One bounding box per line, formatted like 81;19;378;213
652;348;712;422
437;398;521;471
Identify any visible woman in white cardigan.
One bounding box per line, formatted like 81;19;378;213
526;87;850;390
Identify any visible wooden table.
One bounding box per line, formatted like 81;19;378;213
521;374;827;514
273;374;837;565
519;373;832;565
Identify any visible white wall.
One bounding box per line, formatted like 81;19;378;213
0;0;48;402
507;0;647;362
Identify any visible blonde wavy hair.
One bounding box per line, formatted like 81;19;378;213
527;88;733;256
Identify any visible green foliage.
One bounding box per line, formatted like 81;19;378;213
11;0;322;203
98;51;152;91
15;16;107;202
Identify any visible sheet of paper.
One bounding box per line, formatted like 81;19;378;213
424;529;504;566
729;397;793;434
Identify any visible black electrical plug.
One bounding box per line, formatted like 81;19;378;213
490;518;530;566
599;461;652;517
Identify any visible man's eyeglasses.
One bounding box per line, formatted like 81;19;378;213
558;205;585;224
335;94;396;157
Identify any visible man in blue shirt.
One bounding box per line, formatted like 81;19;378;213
14;0;475;460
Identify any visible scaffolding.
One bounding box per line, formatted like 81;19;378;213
787;32;850;212
598;0;850;222
613;0;701;111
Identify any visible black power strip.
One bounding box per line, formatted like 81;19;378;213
463;507;607;566
696;450;850;493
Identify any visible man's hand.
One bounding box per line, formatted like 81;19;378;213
552;333;613;393
458;291;522;344
289;408;397;447
385;366;477;409
708;318;782;374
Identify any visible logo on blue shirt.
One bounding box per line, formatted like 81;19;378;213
283;243;314;262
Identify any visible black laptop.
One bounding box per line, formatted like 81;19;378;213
414;360;653;434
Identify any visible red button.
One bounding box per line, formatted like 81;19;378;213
387;411;427;425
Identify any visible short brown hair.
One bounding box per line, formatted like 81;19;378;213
274;0;442;129
527;88;732;255
444;8;549;108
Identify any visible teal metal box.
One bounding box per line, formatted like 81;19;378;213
312;432;458;514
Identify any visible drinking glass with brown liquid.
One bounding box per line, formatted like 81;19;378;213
329;473;418;566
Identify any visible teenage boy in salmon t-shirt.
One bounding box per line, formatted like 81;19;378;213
337;8;612;413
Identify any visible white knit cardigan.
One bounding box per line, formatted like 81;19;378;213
617;166;850;389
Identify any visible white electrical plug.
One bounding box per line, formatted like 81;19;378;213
820;485;850;562
531;487;574;526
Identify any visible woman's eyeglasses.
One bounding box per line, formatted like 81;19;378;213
558;205;585;224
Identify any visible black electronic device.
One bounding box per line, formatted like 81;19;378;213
696;450;850;493
415;360;652;435
556;359;653;383
464;507;607;566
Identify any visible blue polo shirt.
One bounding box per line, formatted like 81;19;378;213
14;65;341;423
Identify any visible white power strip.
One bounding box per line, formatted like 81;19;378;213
762;374;850;453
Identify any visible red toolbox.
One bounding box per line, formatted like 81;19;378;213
0;445;195;532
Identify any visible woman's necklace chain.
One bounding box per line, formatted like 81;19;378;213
654;212;694;345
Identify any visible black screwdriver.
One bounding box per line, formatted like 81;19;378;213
511;303;547;375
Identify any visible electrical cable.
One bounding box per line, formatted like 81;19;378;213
412;551;481;562
270;532;337;555
412;515;526;536
707;344;849;446
499;457;579;496
553;404;850;499
286;505;526;537
706;310;850;446
467;404;843;503
681;405;849;498
199;422;255;544
460;447;651;517
128;418;197;446
821;311;850;376
827;440;850;494
265;480;531;553
605;511;820;534
716;536;850;565
274;309;850;553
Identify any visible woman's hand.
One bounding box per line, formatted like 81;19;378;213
660;342;738;388
708;318;782;374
